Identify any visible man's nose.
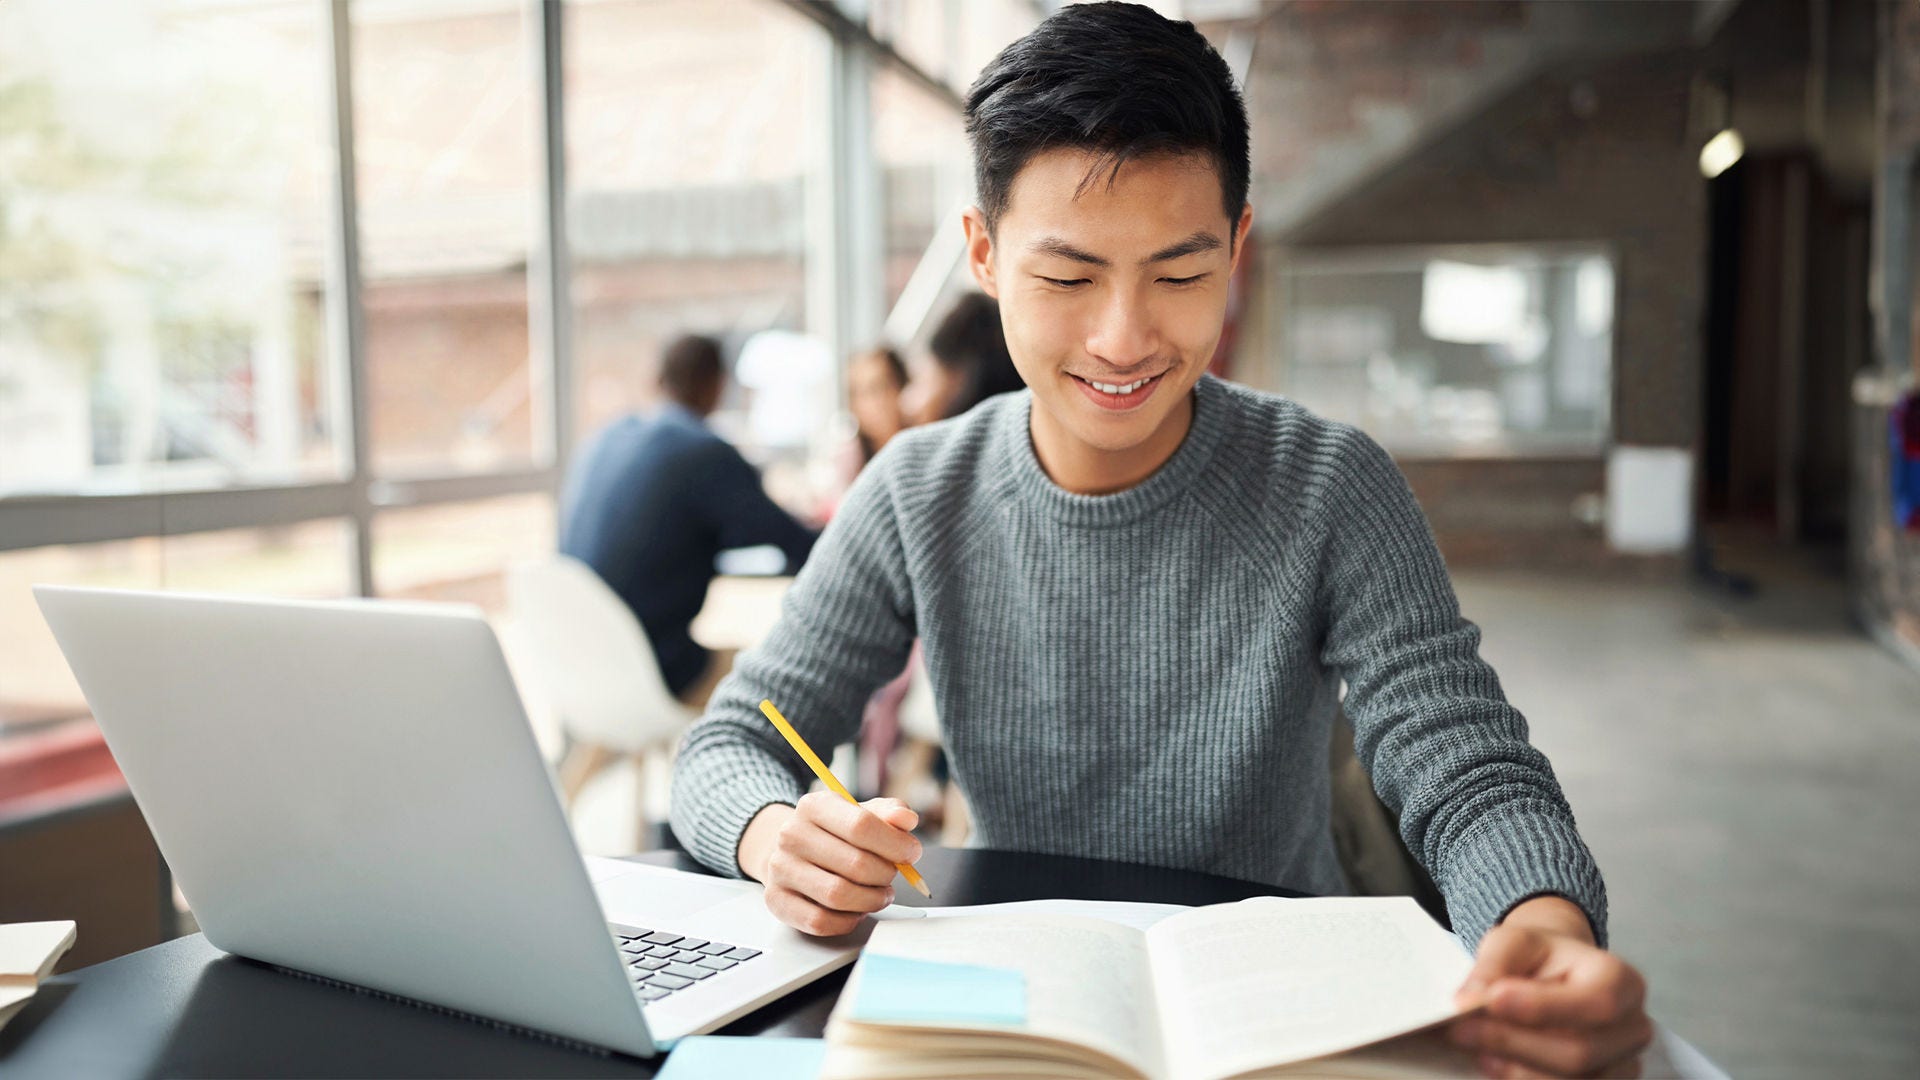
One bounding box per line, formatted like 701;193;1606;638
1084;289;1157;370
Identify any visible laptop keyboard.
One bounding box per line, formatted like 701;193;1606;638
609;923;761;1004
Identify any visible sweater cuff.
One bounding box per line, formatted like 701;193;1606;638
669;745;806;879
1437;811;1610;951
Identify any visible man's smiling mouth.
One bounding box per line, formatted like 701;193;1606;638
1069;372;1165;396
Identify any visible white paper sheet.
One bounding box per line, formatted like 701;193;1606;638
905;898;1192;932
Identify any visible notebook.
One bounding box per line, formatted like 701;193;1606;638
821;896;1484;1080
0;921;77;1032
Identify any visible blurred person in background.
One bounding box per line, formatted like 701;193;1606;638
903;292;1026;424
832;344;919;800
560;333;818;709
849;345;910;466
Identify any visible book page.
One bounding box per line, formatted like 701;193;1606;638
0;921;76;980
1144;898;1472;1080
913;898;1193;932
834;913;1166;1079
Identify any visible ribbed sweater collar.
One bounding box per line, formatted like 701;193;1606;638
997;373;1231;527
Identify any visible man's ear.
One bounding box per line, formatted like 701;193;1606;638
961;206;999;298
1228;203;1254;276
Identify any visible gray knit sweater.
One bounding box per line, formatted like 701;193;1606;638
669;375;1607;948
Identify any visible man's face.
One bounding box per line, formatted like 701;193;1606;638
965;148;1251;461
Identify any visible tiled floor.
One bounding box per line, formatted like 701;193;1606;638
1453;557;1920;1080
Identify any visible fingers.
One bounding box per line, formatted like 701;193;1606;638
1450;1014;1653;1077
761;883;868;938
1458;924;1555;1006
768;846;894;912
1451;938;1653;1078
1484;953;1647;1028
784;816;904;886
869;798;920;832
799;791;923;866
758;792;924;937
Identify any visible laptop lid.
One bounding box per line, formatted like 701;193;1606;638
33;585;656;1058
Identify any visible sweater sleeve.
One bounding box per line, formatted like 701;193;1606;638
669;453;917;877
1316;428;1609;950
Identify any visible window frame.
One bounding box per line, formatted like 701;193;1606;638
0;0;976;596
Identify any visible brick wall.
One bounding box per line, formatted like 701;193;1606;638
1273;53;1705;566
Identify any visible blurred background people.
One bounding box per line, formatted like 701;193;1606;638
848;345;910;466
560;333;817;709
904;292;1025;425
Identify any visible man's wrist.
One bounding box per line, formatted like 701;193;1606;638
1500;894;1598;946
735;802;795;882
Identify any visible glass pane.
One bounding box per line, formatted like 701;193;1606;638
867;0;957;89
371;493;554;612
0;541;160;727
351;0;538;476
563;0;822;442
0;0;340;498
871;66;971;315
1279;247;1614;455
156;519;355;598
865;0;1034;96
0;521;352;731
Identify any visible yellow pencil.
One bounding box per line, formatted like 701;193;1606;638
757;698;933;899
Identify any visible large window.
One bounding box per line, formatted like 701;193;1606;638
0;0;1026;736
0;522;352;727
1277;245;1615;456
352;0;539;477
871;66;970;316
0;0;340;497
562;0;822;444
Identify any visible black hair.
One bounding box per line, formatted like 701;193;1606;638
856;344;909;391
658;333;724;408
928;293;1024;419
964;1;1249;237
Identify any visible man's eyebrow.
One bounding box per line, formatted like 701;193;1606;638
1029;237;1109;267
1144;231;1222;264
1028;231;1223;269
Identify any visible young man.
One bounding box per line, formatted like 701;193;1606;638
671;5;1652;1075
561;333;816;708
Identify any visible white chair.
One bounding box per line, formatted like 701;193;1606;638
505;555;697;849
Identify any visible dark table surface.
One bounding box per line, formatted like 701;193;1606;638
0;847;1302;1079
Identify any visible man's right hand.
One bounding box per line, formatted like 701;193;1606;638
736;791;922;937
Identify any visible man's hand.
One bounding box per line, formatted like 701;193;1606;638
736;792;921;937
1447;896;1653;1078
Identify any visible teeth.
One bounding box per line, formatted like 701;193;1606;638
1090;377;1150;395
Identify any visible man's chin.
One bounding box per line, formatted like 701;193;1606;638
1059;413;1166;455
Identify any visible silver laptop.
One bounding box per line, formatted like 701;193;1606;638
33;584;871;1058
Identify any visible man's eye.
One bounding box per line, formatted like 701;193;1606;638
1160;274;1205;286
1040;276;1089;288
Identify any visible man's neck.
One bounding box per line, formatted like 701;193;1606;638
1029;390;1195;495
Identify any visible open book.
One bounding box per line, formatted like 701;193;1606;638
1;921;77;1032
822;897;1482;1080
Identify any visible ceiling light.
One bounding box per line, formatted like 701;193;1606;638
1699;129;1745;179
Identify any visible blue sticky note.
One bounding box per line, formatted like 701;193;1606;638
655;1036;826;1080
850;953;1027;1026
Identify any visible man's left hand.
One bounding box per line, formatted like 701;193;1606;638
1447;896;1653;1078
